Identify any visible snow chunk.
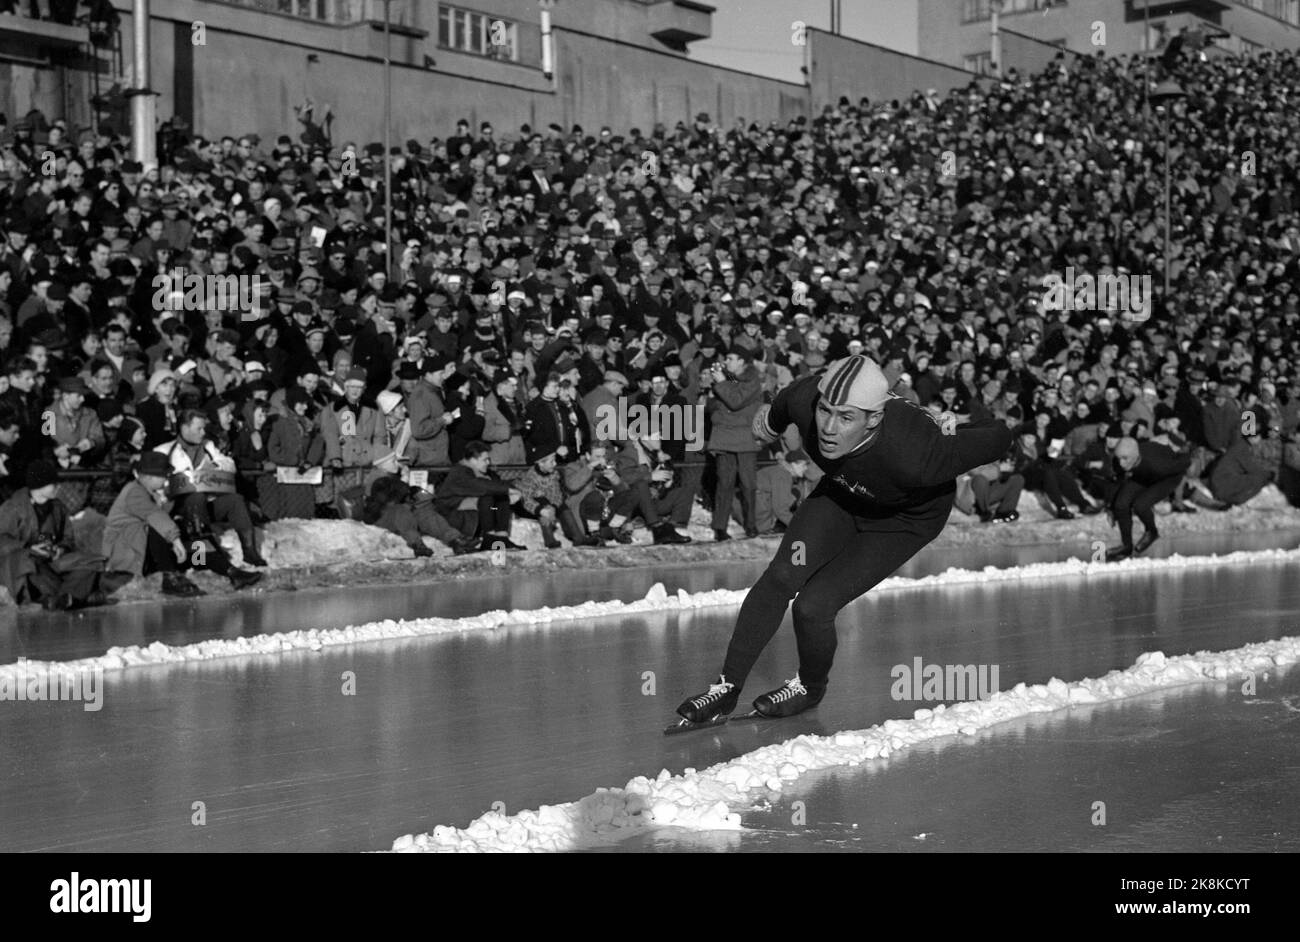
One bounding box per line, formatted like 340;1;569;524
387;634;1300;852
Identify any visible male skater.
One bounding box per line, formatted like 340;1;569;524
671;355;1013;730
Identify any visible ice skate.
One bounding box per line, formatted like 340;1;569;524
665;676;738;734
735;675;825;720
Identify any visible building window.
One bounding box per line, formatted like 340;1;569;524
962;0;1063;23
212;0;367;25
438;5;519;61
964;51;993;74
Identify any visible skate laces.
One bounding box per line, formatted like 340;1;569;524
770;676;808;704
689;678;734;709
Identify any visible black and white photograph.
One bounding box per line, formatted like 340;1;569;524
0;0;1294;898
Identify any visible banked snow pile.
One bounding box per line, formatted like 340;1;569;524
2;547;1299;685
390;635;1300;852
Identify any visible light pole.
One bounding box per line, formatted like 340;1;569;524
130;0;156;168
1151;79;1185;299
383;0;393;281
990;0;1003;77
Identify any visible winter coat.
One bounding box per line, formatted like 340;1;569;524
320;399;386;468
525;395;586;463
481;393;527;465
153;437;236;475
513;466;564;515
1202;397;1242;453
405;380;450;467
433;463;511;516
136;396;179;449
0;490;76;598
1210;439;1272;506
267;412;324;468
582;385;619;445
102;479;181;576
706;363;763;453
47;404;107;464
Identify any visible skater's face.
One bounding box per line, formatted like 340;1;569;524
814;398;882;459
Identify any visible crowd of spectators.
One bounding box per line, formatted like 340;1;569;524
3;38;1300;607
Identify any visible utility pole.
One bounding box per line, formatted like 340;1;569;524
383;0;393;281
130;0;156;168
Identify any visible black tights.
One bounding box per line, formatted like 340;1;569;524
721;491;946;693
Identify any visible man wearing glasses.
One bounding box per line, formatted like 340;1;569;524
670;354;1012;731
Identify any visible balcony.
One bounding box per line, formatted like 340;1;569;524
644;0;713;51
1128;0;1231;14
0;10;87;67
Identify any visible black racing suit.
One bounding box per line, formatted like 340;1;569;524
720;375;1014;694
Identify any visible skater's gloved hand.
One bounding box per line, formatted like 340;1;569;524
752;404;778;444
172;538;188;563
937;411;958;436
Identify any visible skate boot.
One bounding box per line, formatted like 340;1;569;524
747;675;826;719
665;676;738;734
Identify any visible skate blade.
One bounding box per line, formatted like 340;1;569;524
730;710;771;721
663;715;729;736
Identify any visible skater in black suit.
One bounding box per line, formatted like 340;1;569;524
671;355;1014;730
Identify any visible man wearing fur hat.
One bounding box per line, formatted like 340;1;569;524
672;355;1012;730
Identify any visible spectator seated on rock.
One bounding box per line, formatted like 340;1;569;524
361;472;476;557
101;450;204;598
513;447;598;549
432;440;524;551
0;460;108;610
153;408;264;589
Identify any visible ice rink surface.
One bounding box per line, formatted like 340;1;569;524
2;529;1297;852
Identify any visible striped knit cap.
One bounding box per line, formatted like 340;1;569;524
817;355;891;412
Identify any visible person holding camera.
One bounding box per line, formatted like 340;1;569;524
706;347;763;541
0;459;109;610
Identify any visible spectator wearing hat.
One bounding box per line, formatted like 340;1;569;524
154;408;266;583
581;370;628;445
352;300;399;398
0;459;108;610
320;365;386;504
706;346;763;540
400;358;453;468
372;389;415;479
47;375;106;476
482;372;527;465
577;328;609;396
433;441;524;551
265;386;326;520
88;414;146;516
634;366;691;464
101;451;205;598
138;369;182;448
1202;376;1243;458
737;448;811;536
526;371;586;466
512;448;598;549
